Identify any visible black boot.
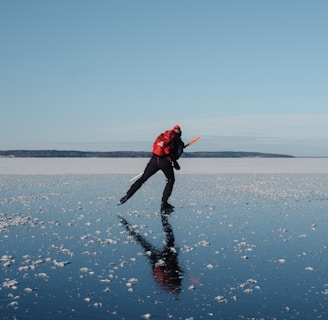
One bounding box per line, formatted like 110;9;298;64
161;202;175;212
118;195;129;205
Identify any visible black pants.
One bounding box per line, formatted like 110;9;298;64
126;155;175;204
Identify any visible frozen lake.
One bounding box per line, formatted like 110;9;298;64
1;157;328;174
1;158;328;319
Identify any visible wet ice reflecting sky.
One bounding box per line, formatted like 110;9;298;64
1;159;328;319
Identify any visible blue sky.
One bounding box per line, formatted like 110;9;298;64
1;1;327;156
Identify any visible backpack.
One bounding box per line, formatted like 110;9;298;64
152;130;184;160
152;130;176;157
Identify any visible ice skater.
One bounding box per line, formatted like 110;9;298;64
118;125;184;212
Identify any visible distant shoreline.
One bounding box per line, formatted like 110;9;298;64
0;150;294;158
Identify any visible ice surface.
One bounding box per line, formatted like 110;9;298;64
1;159;328;319
1;157;328;174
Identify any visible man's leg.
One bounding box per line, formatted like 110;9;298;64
119;156;159;204
159;158;175;209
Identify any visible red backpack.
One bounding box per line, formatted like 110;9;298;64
152;130;175;156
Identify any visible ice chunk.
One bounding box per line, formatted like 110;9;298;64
35;273;48;279
3;279;19;289
215;295;227;303
305;266;314;271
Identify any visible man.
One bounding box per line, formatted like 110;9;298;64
118;124;184;212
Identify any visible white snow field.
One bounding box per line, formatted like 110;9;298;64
1;158;328;319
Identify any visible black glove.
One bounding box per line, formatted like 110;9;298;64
173;160;180;170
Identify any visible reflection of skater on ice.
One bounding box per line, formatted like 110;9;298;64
119;214;183;294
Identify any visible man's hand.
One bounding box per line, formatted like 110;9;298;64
173;161;180;170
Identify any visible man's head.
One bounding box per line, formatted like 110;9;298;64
172;125;181;136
